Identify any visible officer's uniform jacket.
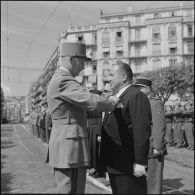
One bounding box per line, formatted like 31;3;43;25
47;68;115;168
148;98;167;158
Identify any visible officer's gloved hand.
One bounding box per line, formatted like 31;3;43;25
109;96;120;105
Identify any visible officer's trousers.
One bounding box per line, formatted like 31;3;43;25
184;122;194;147
54;167;87;194
175;122;183;144
165;123;173;144
147;155;164;194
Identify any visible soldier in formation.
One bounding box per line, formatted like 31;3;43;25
183;102;194;150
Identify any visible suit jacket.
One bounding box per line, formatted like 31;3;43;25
100;85;152;174
148;99;167;158
47;68;115;168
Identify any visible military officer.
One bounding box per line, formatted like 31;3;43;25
40;100;47;142
45;100;52;144
33;107;38;137
29;108;33;135
165;105;174;146
35;105;41;138
134;77;167;194
87;89;105;178
183;102;194;150
174;104;184;148
46;40;119;193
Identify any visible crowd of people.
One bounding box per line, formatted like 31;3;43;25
28;99;52;144
27;40;194;194
165;102;194;150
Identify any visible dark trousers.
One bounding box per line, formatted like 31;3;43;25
147;155;164;194
184;122;194;146
108;172;147;194
176;122;184;144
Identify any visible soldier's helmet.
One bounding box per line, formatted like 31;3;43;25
59;41;92;61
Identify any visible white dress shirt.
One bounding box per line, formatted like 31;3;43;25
116;84;131;98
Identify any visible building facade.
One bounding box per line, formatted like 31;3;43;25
28;4;194;109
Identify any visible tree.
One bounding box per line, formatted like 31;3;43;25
139;63;194;105
1;87;5;123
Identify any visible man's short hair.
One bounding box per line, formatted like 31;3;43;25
115;60;133;80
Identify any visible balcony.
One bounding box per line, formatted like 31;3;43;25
128;55;147;59
129;39;147;44
183;36;194;41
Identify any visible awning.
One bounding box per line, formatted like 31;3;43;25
88;75;97;84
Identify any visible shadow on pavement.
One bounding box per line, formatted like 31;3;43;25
1;154;14;193
163;178;193;194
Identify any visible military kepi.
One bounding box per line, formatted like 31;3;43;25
134;77;152;88
60;41;91;61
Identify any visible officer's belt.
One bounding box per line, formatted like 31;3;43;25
52;117;78;124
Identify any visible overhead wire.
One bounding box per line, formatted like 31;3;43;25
6;1;9;81
24;1;62;67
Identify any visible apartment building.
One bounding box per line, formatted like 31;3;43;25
28;4;194;109
61;4;194;90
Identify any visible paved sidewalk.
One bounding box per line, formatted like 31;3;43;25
22;124;194;194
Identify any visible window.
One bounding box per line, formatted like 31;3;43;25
102;29;110;46
187;25;193;37
168;25;177;40
116;31;123;45
135;14;141;25
116;51;123;57
135;46;140;56
169;47;177;54
135;28;141;40
152;59;161;70
187;41;194;53
169;59;177;66
154;13;159;18
118;16;123;21
78;36;83;42
92;33;97;44
170;11;176;17
152;43;161;55
152;25;161;41
103;51;110;58
105;17;110;22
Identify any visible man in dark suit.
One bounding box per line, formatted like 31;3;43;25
134;77;167;194
100;61;152;194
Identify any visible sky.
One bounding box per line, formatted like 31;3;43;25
1;1;193;97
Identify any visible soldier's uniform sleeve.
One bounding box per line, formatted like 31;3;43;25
151;100;166;150
58;78;114;113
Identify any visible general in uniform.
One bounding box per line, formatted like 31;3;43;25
46;41;118;193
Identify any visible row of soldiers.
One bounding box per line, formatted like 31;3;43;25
165;101;194;150
29;100;52;143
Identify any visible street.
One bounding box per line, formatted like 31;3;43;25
1;123;194;194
